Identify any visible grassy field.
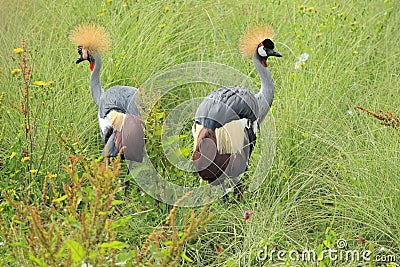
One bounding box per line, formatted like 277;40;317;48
0;0;399;266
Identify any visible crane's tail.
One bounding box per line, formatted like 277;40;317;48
192;126;248;184
109;110;145;163
193;121;246;154
121;114;145;163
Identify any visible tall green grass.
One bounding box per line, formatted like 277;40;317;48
1;0;399;266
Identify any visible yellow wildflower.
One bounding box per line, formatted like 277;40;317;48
21;156;30;162
11;68;21;74
337;13;344;17
8;189;16;196
30;169;38;174
46;80;54;86
164;6;170;11
14;48;23;54
315;33;322;37
353;50;359;55
34;81;46;86
46;173;57;179
301;132;309;138
306;7;315;12
298;5;305;9
159;23;167;28
10;152;17;160
107;0;112;2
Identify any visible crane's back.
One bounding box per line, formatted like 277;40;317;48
194;86;259;130
98;86;141;118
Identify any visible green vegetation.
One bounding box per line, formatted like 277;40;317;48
0;0;399;266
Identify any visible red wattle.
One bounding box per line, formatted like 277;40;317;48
262;59;268;67
90;62;94;71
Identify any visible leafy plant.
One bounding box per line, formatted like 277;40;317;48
133;192;213;266
0;154;214;266
0;154;128;266
1;39;55;200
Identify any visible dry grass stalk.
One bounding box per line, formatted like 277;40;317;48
356;105;400;130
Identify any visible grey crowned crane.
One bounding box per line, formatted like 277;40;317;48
192;24;281;193
70;23;145;166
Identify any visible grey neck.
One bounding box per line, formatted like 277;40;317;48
90;51;104;106
253;54;274;123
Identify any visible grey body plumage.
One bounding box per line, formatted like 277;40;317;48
193;36;281;190
98;86;141;158
76;49;144;162
98;86;141;118
195;86;259;130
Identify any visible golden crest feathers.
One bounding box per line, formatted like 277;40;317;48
239;24;275;57
69;23;111;53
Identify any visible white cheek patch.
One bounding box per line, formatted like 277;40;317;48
258;46;268;57
82;48;89;60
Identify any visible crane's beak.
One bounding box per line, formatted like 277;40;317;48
266;48;282;58
76;46;87;64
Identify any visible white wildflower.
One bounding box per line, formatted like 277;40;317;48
295;53;310;69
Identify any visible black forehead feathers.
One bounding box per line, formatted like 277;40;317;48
262;39;274;49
